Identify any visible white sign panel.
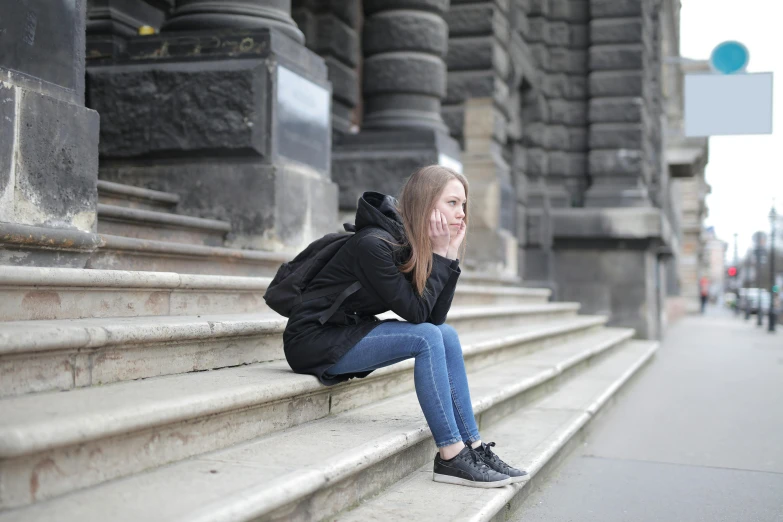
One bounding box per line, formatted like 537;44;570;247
684;72;773;137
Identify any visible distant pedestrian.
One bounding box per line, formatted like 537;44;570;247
699;276;710;314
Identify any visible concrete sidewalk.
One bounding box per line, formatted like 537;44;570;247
513;307;783;522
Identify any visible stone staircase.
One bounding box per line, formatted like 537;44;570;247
0;181;657;521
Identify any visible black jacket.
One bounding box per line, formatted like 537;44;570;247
283;191;461;385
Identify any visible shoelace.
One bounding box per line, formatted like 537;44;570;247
481;442;512;471
463;447;490;471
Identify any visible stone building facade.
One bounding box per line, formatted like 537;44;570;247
0;0;709;339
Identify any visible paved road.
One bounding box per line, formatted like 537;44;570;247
513;307;783;522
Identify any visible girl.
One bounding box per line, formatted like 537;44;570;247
283;165;527;488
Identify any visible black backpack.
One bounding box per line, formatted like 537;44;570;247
263;223;365;324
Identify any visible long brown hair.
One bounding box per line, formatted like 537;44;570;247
395;165;470;296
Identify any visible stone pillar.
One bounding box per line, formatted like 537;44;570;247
293;0;361;135
332;0;461;226
584;0;653;207
90;5;337;254
162;0;304;43
0;0;102;267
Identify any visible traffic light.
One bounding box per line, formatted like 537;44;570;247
727;266;738;277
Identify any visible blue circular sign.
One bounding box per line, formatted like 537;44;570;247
710;41;749;74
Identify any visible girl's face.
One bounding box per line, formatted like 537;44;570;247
433;178;466;231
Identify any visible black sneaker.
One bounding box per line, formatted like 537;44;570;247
433;445;512;488
474;442;529;483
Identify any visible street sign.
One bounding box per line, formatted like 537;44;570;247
709;41;749;74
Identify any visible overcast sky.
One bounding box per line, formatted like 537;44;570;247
679;0;782;260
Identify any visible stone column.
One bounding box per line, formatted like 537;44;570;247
332;0;461;224
0;0;102;267
90;3;338;254
362;1;449;131
162;0;304;43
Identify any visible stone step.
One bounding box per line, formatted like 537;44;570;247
333;341;658;522
0;266;273;322
0;329;647;519
97;204;232;247
97;180;179;213
88;234;288;277
0;302;599;398
0;267;549;322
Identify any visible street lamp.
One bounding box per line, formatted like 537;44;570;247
769;205;778;333
756;243;763;327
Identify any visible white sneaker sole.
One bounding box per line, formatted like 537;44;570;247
432;473;513;488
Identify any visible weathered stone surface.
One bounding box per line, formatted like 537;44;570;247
364;11;448;57
590;0;643;18
528;17;549;43
569;24;589;48
447;37;509;78
364;54;446;96
549;48;588;74
325;55;359;106
550;0;589;22
441;105;465;138
445;3;507;37
547;22;570;46
364;0;450;15
549;100;588;126
0;83;15;221
589;97;644;123
100;163;338;253
527;0;550;17
446;71;507;106
526;148;549;176
589;71;643;96
312;13;360;67
530;43;550;67
589;149;644;175
521;90;550;122
589;123;645;149
590;18;644;45
549;151;587;176
544;73;588;100
88;63;269;159
589;44;644;70
11;87;99;232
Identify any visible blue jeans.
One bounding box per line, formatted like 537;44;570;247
323;321;481;448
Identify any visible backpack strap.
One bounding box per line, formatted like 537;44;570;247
300;281;363;325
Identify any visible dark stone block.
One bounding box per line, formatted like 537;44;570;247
521;90;549;123
527;17;549;43
363;10;448;57
364;0;450;16
565;127;589;151
589;97;644;123
522;122;549;148
88;62;270;159
549;100;588;126
446;3;507;37
590;18;644;45
589;149;643;175
313;13;360;67
589;71;643;96
589;44;644;70
530;43;550;67
441;105;465;138
589;123;644;149
591;0;643;19
364;54;446;97
447;37;506;74
548;48;588;74
547;22;570;47
325;55;358;106
549;151;587;177
544;73;588;100
569;24;589;48
527;147;549;176
0;0;86;104
15;88;99;231
550;0;589;22
527;0;550;17
446;71;506;106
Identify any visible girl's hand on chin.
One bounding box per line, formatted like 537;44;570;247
449;221;466;250
429;209;450;257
